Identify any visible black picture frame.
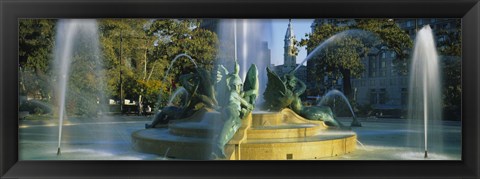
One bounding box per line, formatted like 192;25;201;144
1;0;479;178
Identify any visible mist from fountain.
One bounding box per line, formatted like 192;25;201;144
216;19;271;107
317;89;357;119
53;19;104;155
167;87;188;106
317;89;361;127
407;25;443;158
292;29;378;74
154;53;198;110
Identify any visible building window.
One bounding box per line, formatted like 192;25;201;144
410;29;415;35
438;35;447;42
444;23;450;28
369;58;376;78
401;78;407;85
379;88;387;104
406;21;413;27
370;89;377;104
369;56;377;68
382;52;386;59
401;88;408;105
391;52;396;58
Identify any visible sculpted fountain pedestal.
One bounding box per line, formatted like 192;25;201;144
237;109;356;160
132;108;356;160
131;56;356;160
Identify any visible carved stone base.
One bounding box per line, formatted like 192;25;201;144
131;108;356;160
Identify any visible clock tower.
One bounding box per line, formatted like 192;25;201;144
283;19;297;73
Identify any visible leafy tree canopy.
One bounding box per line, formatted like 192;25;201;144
300;19;412;96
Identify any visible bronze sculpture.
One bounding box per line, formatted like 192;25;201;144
263;67;343;127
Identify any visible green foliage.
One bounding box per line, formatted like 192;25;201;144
19;19;56;99
147;19;219;71
435;19;461;120
98;19;219;109
300;19;412;96
436;19;461;57
442;56;461;120
300;24;366;96
356;19;412;74
99;19;152;100
19;100;52;114
356;19;412;59
64;33;105;116
23;114;53;121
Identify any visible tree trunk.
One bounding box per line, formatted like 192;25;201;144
341;69;352;98
138;95;143;116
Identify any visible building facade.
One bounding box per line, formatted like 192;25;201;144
308;18;459;113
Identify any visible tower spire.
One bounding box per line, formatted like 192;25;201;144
285;19;294;38
284;19;297;70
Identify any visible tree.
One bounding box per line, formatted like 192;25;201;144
99;19;157;113
356;19;413;76
300;19;412;97
435;19;461;120
58;22;107;116
300;24;366;96
146;19;219;107
99;19;219;111
19;19;56;99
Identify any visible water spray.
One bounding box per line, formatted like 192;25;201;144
234;19;238;62
423;45;428;158
408;25;440;159
356;139;367;151
317;89;361;127
155;53;198;111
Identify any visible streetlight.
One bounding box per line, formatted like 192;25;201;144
118;32;149;115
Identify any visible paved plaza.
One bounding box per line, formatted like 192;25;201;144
18;115;461;160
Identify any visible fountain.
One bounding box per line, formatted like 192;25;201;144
216;19;270;105
318;89;362;127
285;29;379;127
292;29;377;73
407;25;443;158
154;53;199;109
131;20;357;160
133;61;357;159
166;87;188;106
53;19;104;155
17;19;462;161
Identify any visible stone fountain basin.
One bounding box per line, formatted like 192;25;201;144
132;108;357;160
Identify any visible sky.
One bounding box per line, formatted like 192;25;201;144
269;19;314;66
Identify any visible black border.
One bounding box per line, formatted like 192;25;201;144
1;0;479;178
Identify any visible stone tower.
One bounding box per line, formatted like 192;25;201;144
283;19;297;73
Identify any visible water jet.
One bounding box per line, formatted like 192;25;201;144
407;25;442;159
